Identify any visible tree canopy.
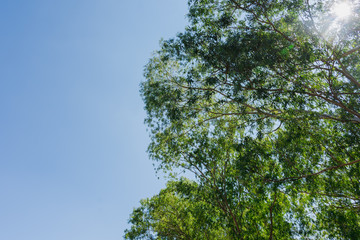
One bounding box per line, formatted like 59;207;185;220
126;0;360;239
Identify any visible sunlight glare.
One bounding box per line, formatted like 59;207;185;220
332;2;352;19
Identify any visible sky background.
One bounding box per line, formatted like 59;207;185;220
0;1;188;239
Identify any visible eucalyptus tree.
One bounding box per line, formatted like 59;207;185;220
127;0;360;239
125;178;231;240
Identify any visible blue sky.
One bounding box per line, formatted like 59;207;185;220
0;1;187;239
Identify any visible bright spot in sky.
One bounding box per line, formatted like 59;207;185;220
332;2;352;19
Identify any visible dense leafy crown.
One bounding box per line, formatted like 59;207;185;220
126;0;360;239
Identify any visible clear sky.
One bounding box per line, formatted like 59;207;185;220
0;1;187;239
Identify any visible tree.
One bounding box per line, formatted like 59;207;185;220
127;0;360;239
124;178;231;239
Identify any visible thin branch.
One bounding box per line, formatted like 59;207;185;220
340;46;360;59
265;158;360;183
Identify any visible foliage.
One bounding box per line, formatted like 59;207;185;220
126;0;360;239
124;178;231;239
